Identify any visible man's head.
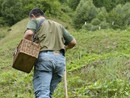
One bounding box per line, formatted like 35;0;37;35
29;8;44;18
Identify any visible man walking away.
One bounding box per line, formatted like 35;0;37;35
24;8;76;98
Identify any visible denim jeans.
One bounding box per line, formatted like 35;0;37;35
33;51;65;98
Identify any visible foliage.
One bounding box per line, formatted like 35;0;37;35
0;17;6;26
76;79;130;97
97;7;107;21
100;20;109;29
0;0;130;30
91;18;101;25
68;0;80;10
0;19;130;97
82;7;109;31
53;29;130;97
93;0;130;12
107;3;130;29
74;1;130;30
0;27;9;40
74;0;98;29
1;0;24;25
58;0;67;4
0;0;3;16
33;0;60;16
82;23;92;31
0;0;130;97
0;0;64;25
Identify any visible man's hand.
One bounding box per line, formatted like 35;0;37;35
65;38;76;51
24;30;34;40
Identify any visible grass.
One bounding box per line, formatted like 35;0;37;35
53;29;130;98
0;18;130;98
0;26;10;40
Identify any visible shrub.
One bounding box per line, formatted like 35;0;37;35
97;7;107;21
100;21;109;29
93;0;130;12
82;23;92;31
0;0;62;25
82;23;101;31
107;3;130;29
0;17;6;26
91;18;101;25
1;0;24;25
68;0;80;10
121;3;130;26
73;0;98;29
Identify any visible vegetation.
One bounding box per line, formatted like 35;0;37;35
0;0;130;98
0;19;130;97
0;0;129;30
68;0;80;10
108;3;130;29
93;0;130;11
74;0;98;29
0;0;67;25
74;0;130;30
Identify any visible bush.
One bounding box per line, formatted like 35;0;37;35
107;3;130;29
107;4;123;29
100;21;109;29
74;0;98;29
58;0;67;4
74;1;130;30
82;19;109;31
22;0;61;17
97;7;107;21
82;23;92;31
82;23;102;31
91;18;101;25
60;5;72;13
0;17;6;26
1;0;24;25
0;0;62;25
93;0;130;12
68;0;80;10
121;3;130;26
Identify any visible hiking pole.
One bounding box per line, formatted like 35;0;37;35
64;66;68;98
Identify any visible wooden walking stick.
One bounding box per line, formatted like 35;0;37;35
64;66;68;98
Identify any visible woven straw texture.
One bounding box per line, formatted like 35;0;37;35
13;39;40;73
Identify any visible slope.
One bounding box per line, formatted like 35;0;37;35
0;18;130;98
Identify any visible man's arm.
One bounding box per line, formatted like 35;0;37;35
24;30;34;41
24;19;37;40
62;27;76;51
65;38;76;51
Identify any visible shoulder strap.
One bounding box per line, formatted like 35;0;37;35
33;19;45;42
36;19;45;31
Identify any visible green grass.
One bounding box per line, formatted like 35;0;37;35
0;27;10;40
0;18;130;98
53;29;130;98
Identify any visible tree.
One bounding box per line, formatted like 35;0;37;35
68;0;80;10
93;0;130;12
58;0;67;4
0;0;3;15
0;0;61;25
73;0;98;29
1;0;24;25
107;3;130;29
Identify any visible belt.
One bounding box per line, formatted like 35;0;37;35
41;50;65;56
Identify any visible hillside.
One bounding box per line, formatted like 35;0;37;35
0;18;130;98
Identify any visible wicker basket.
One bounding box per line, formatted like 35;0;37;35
13;39;40;73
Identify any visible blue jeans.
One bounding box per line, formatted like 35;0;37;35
33;51;65;98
